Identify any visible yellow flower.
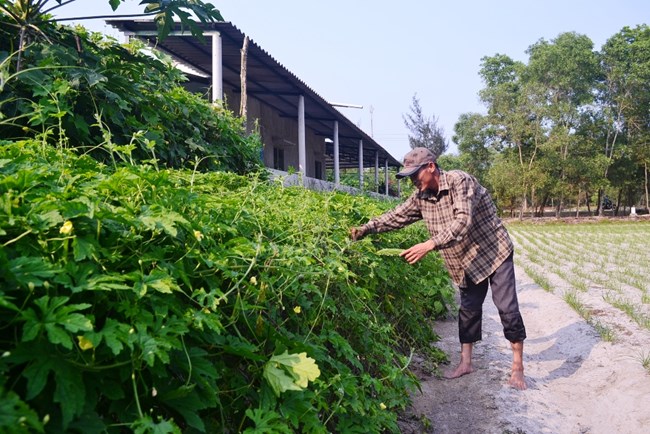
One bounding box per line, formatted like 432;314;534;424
249;276;258;286
77;336;94;351
380;402;387;410
193;230;204;241
293;306;301;314
60;220;73;235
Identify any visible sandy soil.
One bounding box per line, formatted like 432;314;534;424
398;260;650;434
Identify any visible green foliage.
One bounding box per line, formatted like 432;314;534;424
449;112;493;183
0;19;262;174
0;0;223;45
0;140;454;433
601;25;650;198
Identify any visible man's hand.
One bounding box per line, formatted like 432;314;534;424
400;240;436;264
350;226;366;241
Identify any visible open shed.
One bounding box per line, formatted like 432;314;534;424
107;19;402;195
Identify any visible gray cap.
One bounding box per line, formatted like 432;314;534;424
396;147;436;178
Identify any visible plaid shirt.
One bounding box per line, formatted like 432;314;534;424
362;169;513;287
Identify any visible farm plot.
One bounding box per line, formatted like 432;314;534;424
507;220;650;368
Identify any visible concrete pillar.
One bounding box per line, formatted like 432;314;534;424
211;33;223;102
334;121;340;185
384;159;389;195
298;95;306;178
358;140;363;189
374;151;379;193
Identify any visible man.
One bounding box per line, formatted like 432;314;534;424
350;147;527;390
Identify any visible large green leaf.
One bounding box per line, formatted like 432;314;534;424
18;344;86;427
138;205;188;237
158;385;206;432
58;262;131;293
0;291;20;312
243;408;292;434
8;256;58;287
21;296;92;349
263;363;301;396
132;269;180;296
132;415;181;434
94;317;131;356
0;386;43;434
263;351;320;396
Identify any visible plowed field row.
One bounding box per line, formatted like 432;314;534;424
507;220;650;347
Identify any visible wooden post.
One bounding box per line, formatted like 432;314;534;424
239;36;249;120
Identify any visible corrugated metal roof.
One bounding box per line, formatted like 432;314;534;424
106;19;401;169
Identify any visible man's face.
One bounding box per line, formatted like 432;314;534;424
409;162;437;193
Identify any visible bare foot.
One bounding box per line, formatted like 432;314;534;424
508;369;526;390
444;362;474;379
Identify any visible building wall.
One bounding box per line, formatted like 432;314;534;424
222;88;327;180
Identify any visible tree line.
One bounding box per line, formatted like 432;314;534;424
418;26;650;218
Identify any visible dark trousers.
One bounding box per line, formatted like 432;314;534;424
458;253;526;343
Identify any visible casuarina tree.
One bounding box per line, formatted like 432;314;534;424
403;93;448;157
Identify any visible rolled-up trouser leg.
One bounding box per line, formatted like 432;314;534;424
458;308;482;343
490;252;527;342
458;278;489;343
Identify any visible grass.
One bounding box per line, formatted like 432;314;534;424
592;320;617;342
566;275;589;292
522;264;553;292
603;293;650;331
563;289;617;342
642;293;650;305
563;290;590;320
638;351;650;374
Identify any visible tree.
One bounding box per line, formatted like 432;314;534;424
600;25;650;212
402;93;448;157
525;32;601;217
478;53;546;218
436;153;463;171
456;28;649;218
486;152;527;217
452;112;494;184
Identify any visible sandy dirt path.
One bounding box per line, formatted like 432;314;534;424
398;262;650;434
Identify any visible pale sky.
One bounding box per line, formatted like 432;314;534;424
55;0;649;160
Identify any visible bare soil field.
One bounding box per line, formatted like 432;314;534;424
398;219;650;434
